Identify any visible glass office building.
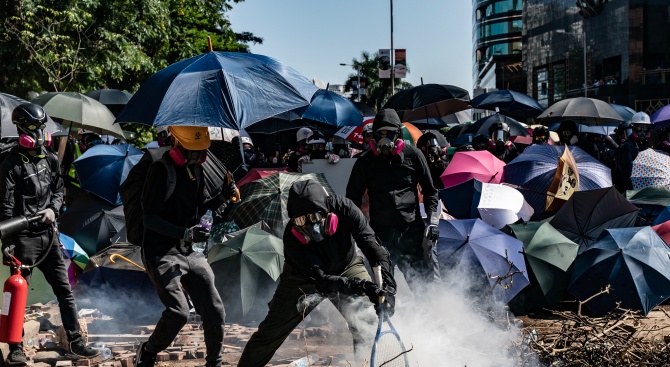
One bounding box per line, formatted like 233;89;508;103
523;0;670;112
472;0;524;92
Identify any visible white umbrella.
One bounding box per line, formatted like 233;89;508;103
31;92;125;138
478;183;534;229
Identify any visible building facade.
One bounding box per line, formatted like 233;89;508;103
472;0;525;93
523;0;670;113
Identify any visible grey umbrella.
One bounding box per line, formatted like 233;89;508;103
0;93;66;138
537;97;624;126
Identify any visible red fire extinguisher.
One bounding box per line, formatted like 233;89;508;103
0;250;28;343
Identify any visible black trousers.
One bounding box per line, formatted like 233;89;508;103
10;228;82;343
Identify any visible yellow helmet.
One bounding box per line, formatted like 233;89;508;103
168;126;211;150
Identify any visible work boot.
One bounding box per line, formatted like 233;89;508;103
6;344;27;365
69;339;100;358
134;342;157;367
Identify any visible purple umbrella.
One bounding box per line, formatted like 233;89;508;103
651;105;670;129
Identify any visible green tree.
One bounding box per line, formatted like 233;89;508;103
342;51;412;111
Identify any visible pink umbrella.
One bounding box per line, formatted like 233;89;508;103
440;150;506;189
237;167;289;187
652;221;670;247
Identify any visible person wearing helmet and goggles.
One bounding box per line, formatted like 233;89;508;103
487;121;519;163
347;109;440;290
417;132;448;189
287;127;314;172
0;103;101;363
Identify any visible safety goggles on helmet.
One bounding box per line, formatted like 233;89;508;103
423;137;440;148
23;123;47;132
492;130;508;142
293;212;327;227
373;130;398;141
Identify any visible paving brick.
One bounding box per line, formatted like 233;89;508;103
156;352;170;362
169;351;185;361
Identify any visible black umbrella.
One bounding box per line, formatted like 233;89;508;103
383;84;471;121
410;110;472;130
419;129;449;147
549;187;639;247
0;93;66;138
84;89;133;118
58;192;125;255
353;101;376;117
470;90;544;120
460;114;529;137
537;97;624;125
445;123;470;142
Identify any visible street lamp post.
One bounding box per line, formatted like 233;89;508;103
557;29;587;97
340;63;361;102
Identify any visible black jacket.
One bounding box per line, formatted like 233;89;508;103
283;180;393;288
428;158;448;190
0;146;63;233
612;139;640;192
346;146;438;228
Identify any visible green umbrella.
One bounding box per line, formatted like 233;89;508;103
625;186;670;225
230;172;335;238
508;221;579;313
208;222;284;316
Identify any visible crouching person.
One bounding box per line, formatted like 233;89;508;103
237;179;396;367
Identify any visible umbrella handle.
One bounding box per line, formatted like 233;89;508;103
226;171;241;203
109;254;146;271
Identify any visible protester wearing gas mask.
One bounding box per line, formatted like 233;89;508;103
0;104;100;364
556;120;600;160
238;179;395;367
612;112;651;192
417;132;448;190
287;127;313;172
353;123;374;157
346;109;440;289
486;122;518;163
239;136;265;168
136;126;230;367
306;131;329;160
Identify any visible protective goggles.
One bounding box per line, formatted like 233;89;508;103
423;138;440;148
293;212;326;226
633;124;650;133
492;130;507;141
373;130;398;141
22;123;47;131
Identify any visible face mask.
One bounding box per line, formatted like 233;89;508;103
184;149;206;165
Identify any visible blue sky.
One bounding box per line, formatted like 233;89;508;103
229;1;473;94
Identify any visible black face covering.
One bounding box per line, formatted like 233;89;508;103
183;148;206;165
299;221;326;242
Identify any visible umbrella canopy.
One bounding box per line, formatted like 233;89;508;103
84;89;133;117
401;122;421;146
439;178;483;219
549;187;639;247
631;148;670;190
73;144;143;205
208;222;284;316
0;93;65;138
231;172;335;238
31;92;125;138
652;221;670;245
59;233;90;270
536;97;624;125
451;133;475;147
477;183;534;229
237;167;289;187
503;145;612;218
334;124;364;144
58;192;125;255
300;89;363;128
74;242;162;323
409;110;472;130
508;222;579;312
470;90;544;120
436;219;530;304
421;129;449;148
568;227;670;316
383;84;471;121
353;101;376;116
651;104;670;129
460;114;530;137
440;150;505;189
115;51;318;129
609;104;636;123
625;186;670;226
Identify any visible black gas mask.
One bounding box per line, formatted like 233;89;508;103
293;212;328;242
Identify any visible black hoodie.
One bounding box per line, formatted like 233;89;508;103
284;179;393;285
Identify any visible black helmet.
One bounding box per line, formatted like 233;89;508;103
533;126;550;144
472;134;491;151
12;103;47;128
488;122;510;142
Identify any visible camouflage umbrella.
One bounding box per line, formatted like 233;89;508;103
230;172;334;238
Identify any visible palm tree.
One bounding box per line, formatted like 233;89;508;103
343;51;412;111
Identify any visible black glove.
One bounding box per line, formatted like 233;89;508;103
377;291;396;317
183;225;210;243
2;244;15;266
353;279;384;304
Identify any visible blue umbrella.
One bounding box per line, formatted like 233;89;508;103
609;103;635;123
115;52;318;129
653;206;670;225
436;219;530;304
439;179;483;219
625;186;670;226
568;226;670;316
503;145;612;217
470;90;544;120
300;89;363;128
73;144;143;205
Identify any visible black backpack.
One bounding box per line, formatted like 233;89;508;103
119;147;177;246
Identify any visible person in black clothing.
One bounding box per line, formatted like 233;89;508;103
0;104;99;365
556;120;600;161
286;127;313;172
612;112;651;192
135;126;236;367
417;132;448;189
487;122;519;163
237;179;395;366
532;126;550;145
346;109;440;288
